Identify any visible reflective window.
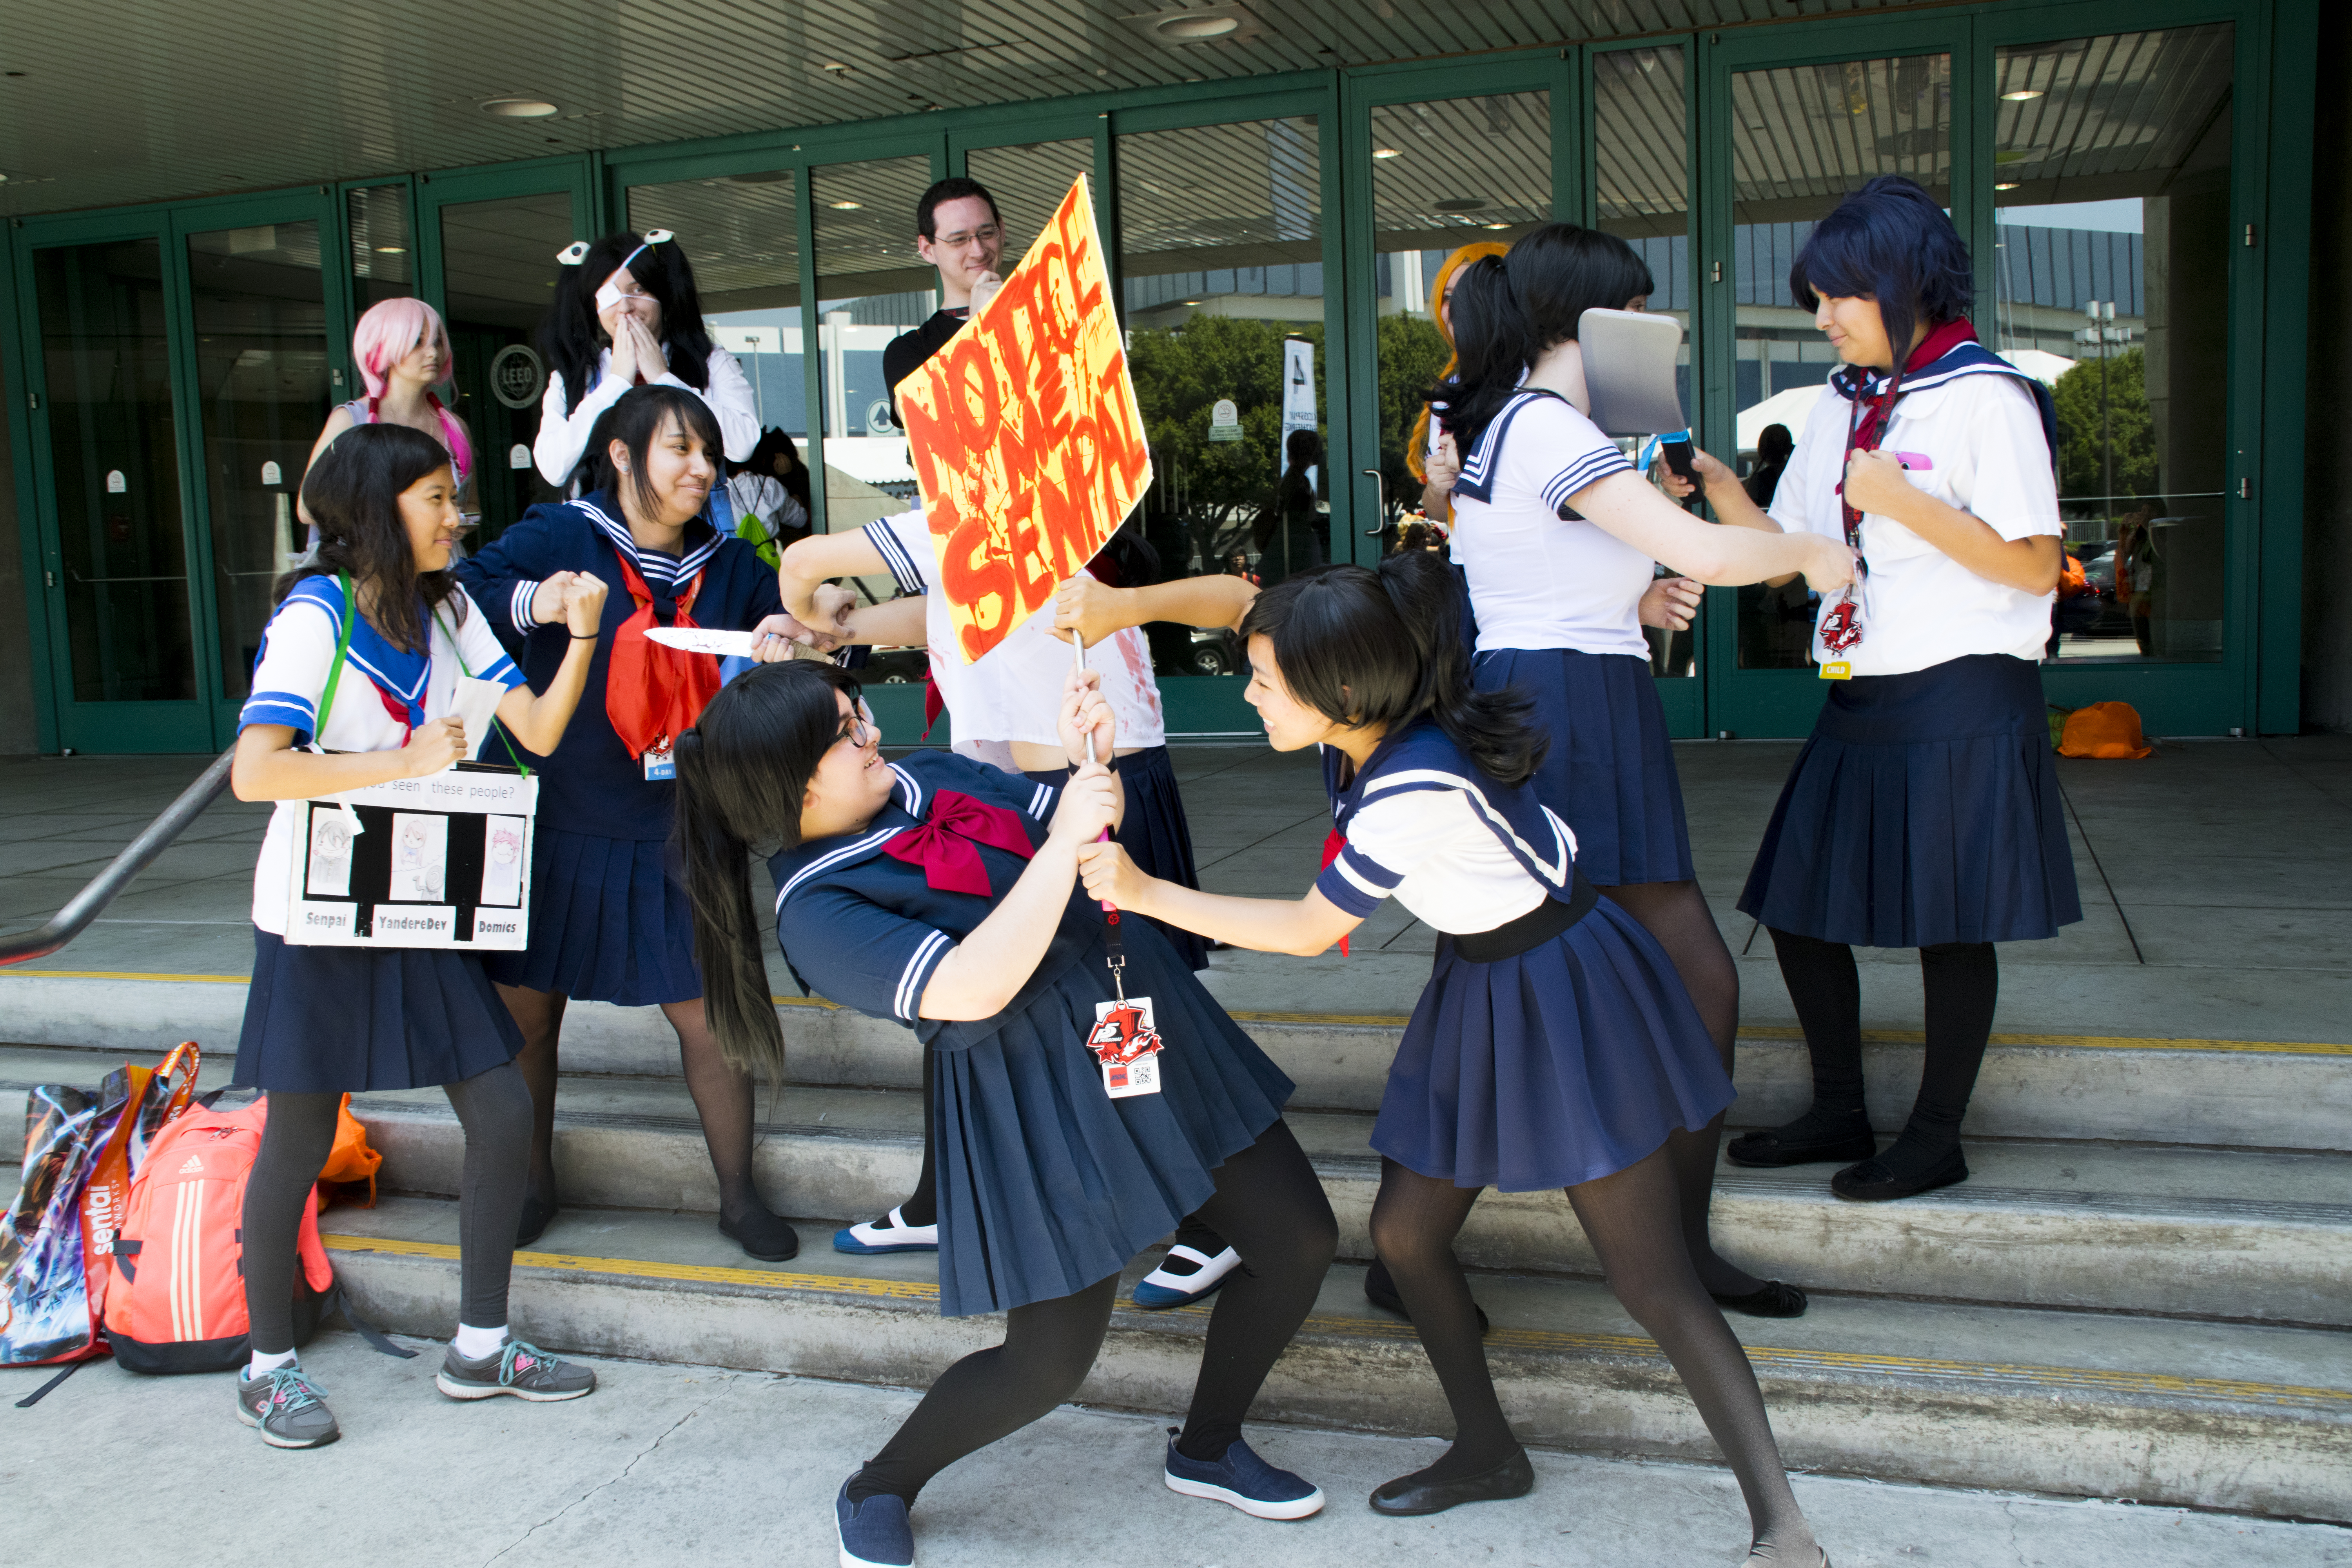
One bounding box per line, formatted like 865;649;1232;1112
1729;52;1953;670
1595;47;1696;679
35;238;197;704
811;154;935;532
436;191;572;540
347;185;413;312
1120;115;1328;681
1365;91;1548;557
1993;26;2235;663
187;220;330;699
965;139;1096;261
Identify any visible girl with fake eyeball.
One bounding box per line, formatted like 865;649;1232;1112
1662;175;2080;1205
298;298;476;544
671;660;1337;1568
534;230;759;490
456;385;837;1264
1428;224;1855;1327
1076;555;1829;1567
229;423;608;1450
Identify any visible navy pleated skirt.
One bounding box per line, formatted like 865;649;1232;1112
1473;648;1694;887
232;929;524;1093
482;828;702;1006
931;915;1294;1317
1026;744;1208;972
1374;898;1732;1192
1738;653;2082;948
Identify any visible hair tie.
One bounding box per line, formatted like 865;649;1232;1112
556;241;589;266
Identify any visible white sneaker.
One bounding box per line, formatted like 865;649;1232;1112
1133;1244;1243;1309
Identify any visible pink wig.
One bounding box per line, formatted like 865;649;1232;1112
351;298;473;478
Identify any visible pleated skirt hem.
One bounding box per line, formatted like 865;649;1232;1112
482;827;702;1005
232;927;523;1093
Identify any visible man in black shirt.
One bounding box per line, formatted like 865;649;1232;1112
881;176;1007;423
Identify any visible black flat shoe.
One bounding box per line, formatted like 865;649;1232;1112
719;1212;803;1263
1710;1279;1809;1318
1365;1259;1490;1336
1831;1146;1967;1202
1724;1125;1878;1169
1369;1447;1535;1516
515;1192;559;1249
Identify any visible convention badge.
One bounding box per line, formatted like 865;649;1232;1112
1817;584;1864;671
1817;661;1853;681
643;744;677;781
1089;995;1165;1099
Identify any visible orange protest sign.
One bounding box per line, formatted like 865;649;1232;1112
896;174;1153;663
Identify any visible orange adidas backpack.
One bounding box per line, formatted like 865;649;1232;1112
100;1094;335;1374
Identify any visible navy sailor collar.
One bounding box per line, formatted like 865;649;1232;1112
771;760;1055;916
1827;335;2058;458
286;575;432;716
570;489;724;591
1326;720;1575;891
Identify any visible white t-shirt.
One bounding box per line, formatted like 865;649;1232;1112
1318;771;1564;935
1771;372;2061;677
864;511;1169;759
238;579;524;934
534;343;760;488
1445;392;1646;657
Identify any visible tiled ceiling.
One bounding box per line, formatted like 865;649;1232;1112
0;0;1948;217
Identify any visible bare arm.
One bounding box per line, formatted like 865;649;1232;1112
1569;470;1854;591
1842;450;2063;595
833;593;927;648
1077;843;1361;958
1050;573;1257;645
233;720;466;802
779;530;891;628
490;573;608;755
294;407;358;530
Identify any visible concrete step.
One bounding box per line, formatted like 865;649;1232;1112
304;1191;2352;1523
10;1044;2339;1326
6;972;2350;1151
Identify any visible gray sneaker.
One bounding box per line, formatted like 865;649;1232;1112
235;1364;341;1448
434;1338;596;1402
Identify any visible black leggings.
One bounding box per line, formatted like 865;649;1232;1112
1371;1147;1809;1553
240;1061;532;1355
1768;927;1999;1159
849;1119;1336;1505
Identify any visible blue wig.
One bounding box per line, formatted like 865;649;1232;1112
1789;175;1973;365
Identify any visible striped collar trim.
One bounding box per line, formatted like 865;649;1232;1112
1355;762;1573;888
772;765;929;912
573;496;722;586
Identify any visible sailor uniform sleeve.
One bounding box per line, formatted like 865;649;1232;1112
776;882;959;1025
863;510;937;597
1313;789;1465;918
447;588;526;690
240;590;341;740
1517;397;1634;513
1957;376;2063;542
534;368;632;488
695;347;762;464
454;505;567;637
1766;387;1843;538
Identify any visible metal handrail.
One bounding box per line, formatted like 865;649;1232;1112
0;746;237;968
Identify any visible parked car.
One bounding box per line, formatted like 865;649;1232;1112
864;646;929;684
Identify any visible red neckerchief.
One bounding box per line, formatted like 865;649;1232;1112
603;546;722;759
1837;318;1978;544
1319;828;1350;956
884;791;1036;896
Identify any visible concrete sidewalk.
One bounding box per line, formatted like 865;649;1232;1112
4;1332;2345;1568
5;735;2348;1042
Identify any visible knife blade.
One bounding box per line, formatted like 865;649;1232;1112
646;627;762;657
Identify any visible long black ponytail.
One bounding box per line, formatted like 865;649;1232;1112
673;660;864;1075
1240;555;1545;787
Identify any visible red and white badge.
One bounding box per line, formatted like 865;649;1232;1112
1089;996;1165;1099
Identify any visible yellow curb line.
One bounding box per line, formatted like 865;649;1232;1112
11;971;2349;1054
321;1233;2352;1412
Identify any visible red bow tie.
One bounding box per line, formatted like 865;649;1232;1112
1321;827;1350;956
885;791;1036;897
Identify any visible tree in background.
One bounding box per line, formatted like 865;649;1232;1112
1127;315;1326;572
1374;312;1451;534
2052;345;2158;505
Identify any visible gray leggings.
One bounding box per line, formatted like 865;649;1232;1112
240;1060;532;1354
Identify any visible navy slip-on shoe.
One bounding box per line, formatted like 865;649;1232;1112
836;1480;914;1568
1162;1431;1325;1520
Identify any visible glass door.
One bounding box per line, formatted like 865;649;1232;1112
23;222;211;752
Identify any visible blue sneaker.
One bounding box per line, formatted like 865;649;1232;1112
1162;1430;1325;1520
835;1479;914;1567
834;1205;939;1256
1132;1244;1242;1310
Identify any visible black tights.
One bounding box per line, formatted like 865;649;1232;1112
1370;1148;1813;1557
1767;928;1998;1176
241;1062;531;1354
896;1051;1228;1258
849;1120;1336;1505
498;986;792;1249
1598;878;1757;1297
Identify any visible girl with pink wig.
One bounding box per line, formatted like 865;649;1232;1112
298;298;476;539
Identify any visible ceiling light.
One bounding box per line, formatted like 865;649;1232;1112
830;200;862;210
1372;147;1402;159
480;97;560;118
1154;14;1240;40
2001;89;2044;101
1483;222;1509;231
1994;182;2019;191
374;244;406;254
